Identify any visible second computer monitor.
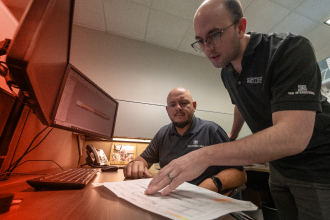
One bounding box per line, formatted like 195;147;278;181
51;64;118;140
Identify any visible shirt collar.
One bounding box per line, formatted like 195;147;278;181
244;32;262;56
170;115;197;136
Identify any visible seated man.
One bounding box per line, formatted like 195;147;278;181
124;87;247;194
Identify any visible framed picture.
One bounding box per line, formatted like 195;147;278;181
110;143;136;165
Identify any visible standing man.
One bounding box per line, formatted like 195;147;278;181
146;1;330;219
124;87;247;194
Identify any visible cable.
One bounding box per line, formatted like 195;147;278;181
76;134;81;165
12;160;63;171
6;107;31;170
5;127;53;175
0;61;8;77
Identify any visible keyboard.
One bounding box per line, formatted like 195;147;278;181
26;168;99;189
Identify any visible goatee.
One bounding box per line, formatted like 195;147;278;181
173;120;191;129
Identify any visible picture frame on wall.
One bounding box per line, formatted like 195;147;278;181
109;143;136;165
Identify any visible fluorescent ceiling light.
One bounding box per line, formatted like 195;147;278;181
325;18;330;26
112;138;151;143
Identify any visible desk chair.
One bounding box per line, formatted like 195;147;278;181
223;184;246;199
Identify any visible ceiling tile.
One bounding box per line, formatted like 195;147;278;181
305;24;330;52
4;0;330;61
103;0;150;40
295;0;330;23
240;0;253;11
178;22;205;57
244;0;291;33
145;9;190;49
315;44;330;62
151;0;202;20
74;0;106;31
132;0;153;7
269;12;319;36
268;0;304;11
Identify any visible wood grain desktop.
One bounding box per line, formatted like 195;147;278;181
0;168;235;220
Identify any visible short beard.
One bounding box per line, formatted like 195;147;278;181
172;112;194;129
173;120;191;129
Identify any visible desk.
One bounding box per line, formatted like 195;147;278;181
0;169;235;220
242;164;272;209
244;164;270;173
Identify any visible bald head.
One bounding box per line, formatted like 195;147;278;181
195;0;243;24
167;87;193;104
166;88;196;131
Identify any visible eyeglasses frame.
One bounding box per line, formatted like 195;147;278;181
191;21;238;53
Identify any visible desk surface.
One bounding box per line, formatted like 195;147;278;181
244;164;270;173
0;168;235;220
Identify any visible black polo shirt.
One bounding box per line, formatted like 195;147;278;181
140;116;244;185
221;32;330;183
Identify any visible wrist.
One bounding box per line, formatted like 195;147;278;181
211;176;223;193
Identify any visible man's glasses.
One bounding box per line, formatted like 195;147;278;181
191;22;237;53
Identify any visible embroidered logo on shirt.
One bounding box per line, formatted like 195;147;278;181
247;77;262;84
187;140;204;148
288;85;315;95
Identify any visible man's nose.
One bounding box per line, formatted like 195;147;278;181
204;42;214;54
175;103;182;110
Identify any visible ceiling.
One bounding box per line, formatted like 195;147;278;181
3;0;330;61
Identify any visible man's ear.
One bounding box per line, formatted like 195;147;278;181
166;106;168;113
238;17;247;39
193;101;197;111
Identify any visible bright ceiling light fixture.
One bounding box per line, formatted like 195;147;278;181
112;138;151;143
325;18;330;26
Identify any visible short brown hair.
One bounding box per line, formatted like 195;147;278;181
223;0;243;23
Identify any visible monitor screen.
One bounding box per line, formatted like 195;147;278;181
6;0;75;126
51;64;118;140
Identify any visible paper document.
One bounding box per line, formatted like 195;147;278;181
103;179;257;220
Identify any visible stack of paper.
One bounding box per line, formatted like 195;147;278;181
100;179;258;220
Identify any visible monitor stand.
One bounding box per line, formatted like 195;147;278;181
0;91;25;180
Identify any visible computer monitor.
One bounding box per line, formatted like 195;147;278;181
6;0;74;126
5;0;118;140
51;64;118;140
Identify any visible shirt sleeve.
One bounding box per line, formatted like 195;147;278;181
270;36;322;113
140;131;161;164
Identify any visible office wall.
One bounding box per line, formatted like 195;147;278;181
70;25;252;139
1;22;252;174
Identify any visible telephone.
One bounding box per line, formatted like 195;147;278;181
85;145;109;168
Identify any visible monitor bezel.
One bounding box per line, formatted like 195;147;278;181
50;63;118;140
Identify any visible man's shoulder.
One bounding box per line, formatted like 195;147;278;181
155;122;173;135
254;32;310;49
195;117;222;129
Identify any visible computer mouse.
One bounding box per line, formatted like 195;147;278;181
101;166;118;172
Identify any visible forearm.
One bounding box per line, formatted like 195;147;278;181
201;110;315;166
198;169;247;193
229;106;245;140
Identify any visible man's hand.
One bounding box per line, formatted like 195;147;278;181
228;133;238;141
123;160;152;179
144;150;209;195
